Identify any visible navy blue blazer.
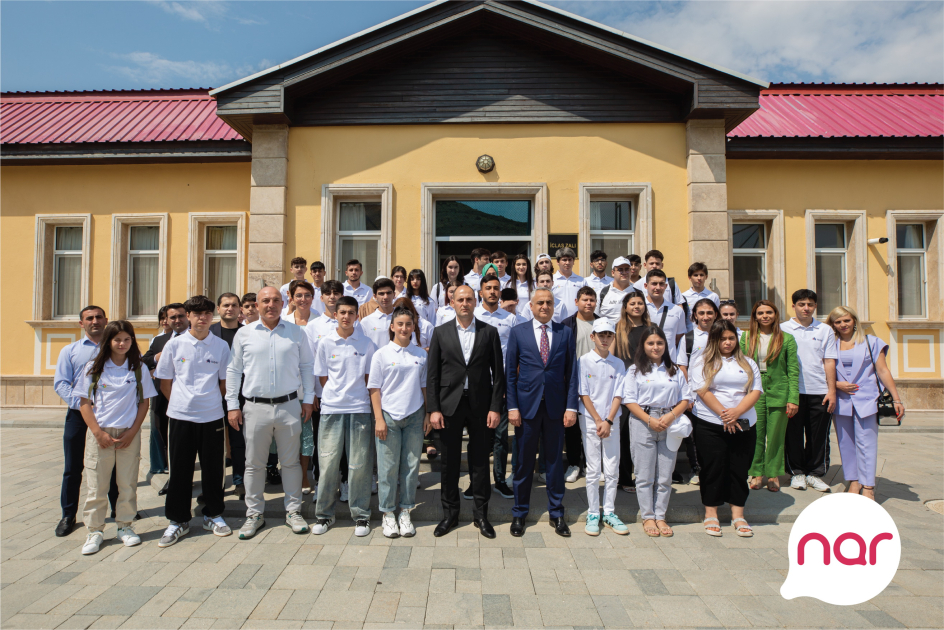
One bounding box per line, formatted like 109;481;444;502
506;320;579;420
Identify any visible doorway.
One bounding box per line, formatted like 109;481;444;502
436;241;531;278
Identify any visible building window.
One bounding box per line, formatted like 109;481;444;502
434;199;532;276
205;225;238;300
897;223;927;318
732;223;767;311
127;226;160;317
814;223;847;316
590;201;635;257
338;202;382;286
53;226;83;318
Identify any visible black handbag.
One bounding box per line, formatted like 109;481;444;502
865;336;899;424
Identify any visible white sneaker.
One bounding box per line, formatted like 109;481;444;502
158;522;189;548
312;483;318;500
806;475;831;492
286;511;310;534
382;513;399;538
416;477;422;489
239;515;265;540
116;527;141;547
203;515;232;537
354;519;371;537
311;516;334;535
538;473;547;484
565;466;580;483
790;475;808;490
82;532;104;555
340;482;349;502
372;474;378;495
689;473;700;486
398;510;415;538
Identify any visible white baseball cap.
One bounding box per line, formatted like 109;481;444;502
611;256;631;269
666;416;693;452
592;318;616;334
536;253;551;262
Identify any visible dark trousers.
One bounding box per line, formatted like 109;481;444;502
513;401;565;518
61;409;118;519
785;394;832;478
493;407;509;483
692;416;756;507
165;418;226;524
564;422;585;470
152;391;169;467
228;423;246;487
617;406;635;486
440;395;493;521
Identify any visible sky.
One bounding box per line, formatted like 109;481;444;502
1;1;942;93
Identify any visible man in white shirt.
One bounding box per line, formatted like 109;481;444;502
226;287;316;540
360;278;397;349
464;247;491;293
597;256;634;325
552;247;587;321
632;249;684;307
280;256;308;316
681;262;720;332
780;289;838;492
643;269;686;360
308;261;327;317
490;251;513;289
342;259;374;306
155;295;232;547
526;270;566;323
312;296;377;537
585;249;613;302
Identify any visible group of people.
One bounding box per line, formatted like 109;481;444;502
52;246;905;554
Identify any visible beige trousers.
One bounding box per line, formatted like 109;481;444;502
83;427;141;532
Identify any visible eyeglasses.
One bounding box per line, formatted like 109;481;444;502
719;299;738;306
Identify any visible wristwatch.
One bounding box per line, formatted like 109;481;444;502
604;418;614;425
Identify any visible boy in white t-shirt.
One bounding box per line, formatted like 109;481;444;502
681;262;720;332
280;256;308;316
576;319;629;537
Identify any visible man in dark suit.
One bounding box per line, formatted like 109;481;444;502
507;287;579;537
427;285;505;538
142;302;188;495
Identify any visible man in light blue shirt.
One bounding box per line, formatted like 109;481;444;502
52;305;118;537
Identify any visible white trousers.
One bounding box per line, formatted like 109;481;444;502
579;413;620;514
243;399;303;516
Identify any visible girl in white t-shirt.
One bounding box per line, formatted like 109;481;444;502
689;320;762;538
430;256;462;309
407;269;437;324
75;321;158;555
435;280;463;327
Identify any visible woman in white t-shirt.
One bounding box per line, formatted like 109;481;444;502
75;321;158;555
689;319;762;538
430;256;462;309
288;280;315;327
435;279;463;327
512;254;535;318
368;306;431;539
407;269;437;324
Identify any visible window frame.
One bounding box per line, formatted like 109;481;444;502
578;183;653;276
805;210;868;320
320;184;392;284
32;214;91;323
588;198;636;258
730;222;768;312
895;223;927;319
886;210;943;323
110;214;168;321
814;222;848;316
727;210;786;316
187;212;246;300
204;225;239;301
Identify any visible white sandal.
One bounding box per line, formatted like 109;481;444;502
732;518;753;538
703;517;722;537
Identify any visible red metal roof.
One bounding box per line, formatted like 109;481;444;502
0;89;243;144
730;83;944;138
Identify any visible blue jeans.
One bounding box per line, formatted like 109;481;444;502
315;413;373;521
375;408;425;513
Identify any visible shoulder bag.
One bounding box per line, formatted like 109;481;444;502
865;336;899;424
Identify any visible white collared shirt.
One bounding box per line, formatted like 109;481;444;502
305;313;341;398
646;298;686;360
780;318;839;394
54;336;102;409
361;309;393;350
577;350;626;419
311;286;326;316
552;271;587;320
531;317;554;352
314;327;377;414
456;318;476;389
343;281;373;307
689;355;763;426
676;328;710;367
522;294;565;323
464;270;483;293
156;331;230;423
411;295;437;324
435;305;457;327
515;279;533;317
682;288;720;331
474;304;521;364
367;342;427;420
586;274;613;302
226;318;316;409
634;277;684;306
596;282;632;325
415;317;434;350
623;362;692;411
498;273;513;289
75;359;158;429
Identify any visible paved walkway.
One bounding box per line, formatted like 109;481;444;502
1;422;942;629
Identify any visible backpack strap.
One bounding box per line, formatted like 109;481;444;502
134;366;143;405
685;330;695;362
88;371;101;407
600;284;610;303
668;277;691;322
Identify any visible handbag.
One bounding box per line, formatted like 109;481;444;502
865;336;899;425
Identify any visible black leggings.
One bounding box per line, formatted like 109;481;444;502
692;415;756;507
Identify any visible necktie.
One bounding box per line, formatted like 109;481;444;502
540;324;549;365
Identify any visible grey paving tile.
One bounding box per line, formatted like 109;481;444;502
628;570;669;596
857;609;906;628
76;586;161;617
382;547;410;569
191;589;267;619
218;564;261;589
482;593;513;626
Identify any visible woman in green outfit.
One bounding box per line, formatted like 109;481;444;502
741;300;799;492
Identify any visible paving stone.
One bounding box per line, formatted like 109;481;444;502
89;615;130;629
536;594;603;627
375;568;431;593
394;606;426;625
272;565;330;590
628;570;669;596
364;592;399;623
118;616;185;629
382;546;410;568
425;592;483;626
77;586;161;617
307;590;373;622
2;613;70;628
218;564;261;589
482;593;513;626
856;609;906;628
249;589;293;620
191;589;267;619
56;614;101;629
336;546;388;568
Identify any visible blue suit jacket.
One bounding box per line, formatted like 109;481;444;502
506;320;579;420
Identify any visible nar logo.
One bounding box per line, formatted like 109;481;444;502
781;493;901;605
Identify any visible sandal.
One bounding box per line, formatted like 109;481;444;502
767;477;780;492
749;476;764;490
703;517;722;537
619;484;636;494
642;519;660;537
732;518;753;538
425;445;438;460
862;486;875;500
656;520;674;537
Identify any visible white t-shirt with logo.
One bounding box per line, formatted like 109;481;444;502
155;331;230;423
780;318;839;394
314;328;377;415
76;359;158;429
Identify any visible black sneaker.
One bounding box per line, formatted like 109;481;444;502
672;472;684;484
493;481;514;499
266;466;282;486
461;486;474;500
234;484;246;499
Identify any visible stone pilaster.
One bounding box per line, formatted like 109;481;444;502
686;119;731;299
248;124;288;291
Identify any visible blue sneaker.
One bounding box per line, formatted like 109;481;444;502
585;513;601;536
602;513;629;535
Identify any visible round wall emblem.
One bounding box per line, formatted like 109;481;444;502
476;154;495;173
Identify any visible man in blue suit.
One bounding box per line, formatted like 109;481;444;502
507;287;579;537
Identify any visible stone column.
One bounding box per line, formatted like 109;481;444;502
686;119;730;299
248;124;288;292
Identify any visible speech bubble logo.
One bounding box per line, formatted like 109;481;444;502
781;493;900;605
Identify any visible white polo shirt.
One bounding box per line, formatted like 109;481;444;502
435;305;457;327
498;273;513;290
75;359;158;429
474;304;521;363
155;331;230;423
552;271;587;320
367;342;427;420
314;327;376;415
689;355;763;426
646;299;686;360
305;313;341;398
681;287;719;331
515;279;533;318
361;309;393;350
780;318;839;394
464;270;483;293
343;281;373;307
676;328;710;367
586;274;613;302
596;283;632;326
577;350;626;419
411;295;437;324
311;286;326;316
634;277;684;306
623;363;692;411
520;294;565;323
415;317;434;349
